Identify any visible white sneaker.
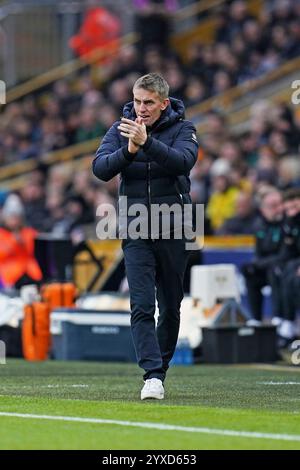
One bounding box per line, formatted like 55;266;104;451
271;316;283;327
141;378;164;400
246;319;262;327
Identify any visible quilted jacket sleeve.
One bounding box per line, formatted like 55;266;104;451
92;122;135;182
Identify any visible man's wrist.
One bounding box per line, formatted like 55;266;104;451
128;139;140;154
123;146;136;161
132;140;141;149
141;136;152;151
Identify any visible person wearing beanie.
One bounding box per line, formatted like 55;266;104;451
0;194;42;289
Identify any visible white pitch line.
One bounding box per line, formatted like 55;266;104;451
258;382;300;386
0;384;89;389
0;412;299;443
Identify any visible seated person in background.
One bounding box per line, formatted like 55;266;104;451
217;191;260;235
0;194;42;289
206;159;240;232
241;187;284;323
275;188;300;346
278;257;300;347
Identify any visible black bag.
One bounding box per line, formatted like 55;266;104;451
0;325;23;357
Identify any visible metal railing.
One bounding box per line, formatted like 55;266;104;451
176;0;226;21
3;0;230;99
172;0;262;59
6;32;138;103
186;55;300;130
0;0;133;88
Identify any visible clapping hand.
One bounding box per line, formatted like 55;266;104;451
118;117;147;153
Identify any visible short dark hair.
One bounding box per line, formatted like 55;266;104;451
133;73;169;100
283;187;300;202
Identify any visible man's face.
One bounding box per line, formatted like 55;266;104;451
133;87;169;127
261;192;283;222
284;197;300;218
4;214;23;231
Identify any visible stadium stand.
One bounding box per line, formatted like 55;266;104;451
2;4;300;451
1;1;300;238
0;0;300;341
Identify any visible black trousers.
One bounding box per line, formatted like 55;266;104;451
122;238;189;382
242;264;282;321
281;260;300;322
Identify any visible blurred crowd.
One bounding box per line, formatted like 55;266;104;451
194;100;300;234
1;0;300;240
1;0;300;341
2;97;300;240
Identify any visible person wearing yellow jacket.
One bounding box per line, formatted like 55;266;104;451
206;159;240;232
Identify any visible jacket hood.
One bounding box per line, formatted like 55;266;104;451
122;97;186;129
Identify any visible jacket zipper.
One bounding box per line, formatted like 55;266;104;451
147;132;152;240
147;162;151;205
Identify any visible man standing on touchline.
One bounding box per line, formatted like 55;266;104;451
93;73;198;400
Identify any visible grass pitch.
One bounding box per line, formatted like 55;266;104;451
0;360;299;450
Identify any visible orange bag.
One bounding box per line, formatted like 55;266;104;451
22;303;50;361
41;283;77;310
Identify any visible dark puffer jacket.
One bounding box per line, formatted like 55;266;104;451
93;98;198;236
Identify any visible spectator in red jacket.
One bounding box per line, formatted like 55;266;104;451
0;194;42;289
69;5;121;63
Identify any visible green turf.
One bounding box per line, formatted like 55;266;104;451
0;360;300;449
